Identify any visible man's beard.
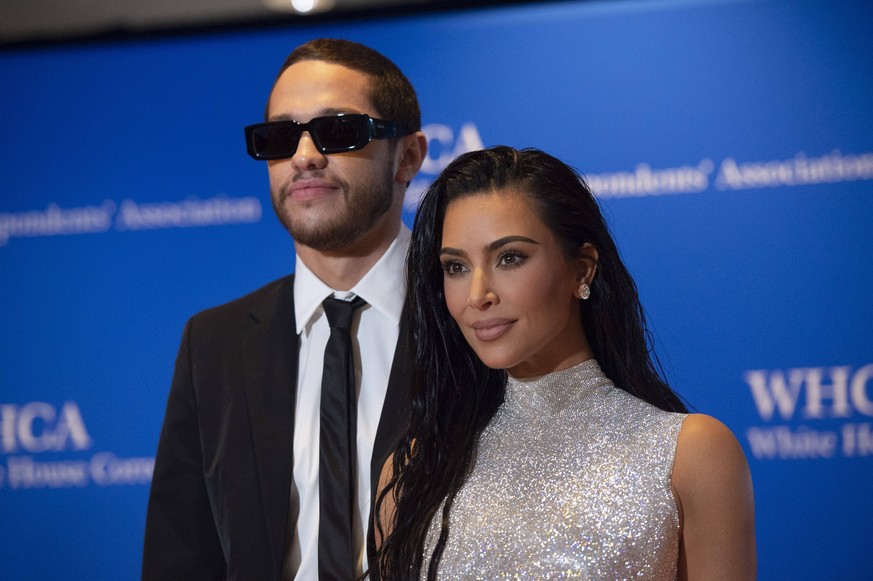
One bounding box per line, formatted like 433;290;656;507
272;165;395;252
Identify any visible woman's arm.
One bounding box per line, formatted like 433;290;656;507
673;414;756;580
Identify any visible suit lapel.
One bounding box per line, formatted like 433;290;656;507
369;305;412;502
365;306;412;563
241;275;298;572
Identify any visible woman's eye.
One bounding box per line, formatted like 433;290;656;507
498;251;526;267
441;261;466;276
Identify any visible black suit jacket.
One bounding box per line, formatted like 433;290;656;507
142;275;410;580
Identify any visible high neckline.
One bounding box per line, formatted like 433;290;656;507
504;359;610;416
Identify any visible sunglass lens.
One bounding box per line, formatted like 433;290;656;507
254;124;300;159
313;116;368;153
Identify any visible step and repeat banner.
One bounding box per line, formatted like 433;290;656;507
1;0;871;578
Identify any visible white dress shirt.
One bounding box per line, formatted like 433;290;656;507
285;226;409;580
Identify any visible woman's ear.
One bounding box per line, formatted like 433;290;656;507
576;242;599;285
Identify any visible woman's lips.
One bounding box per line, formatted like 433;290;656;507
471;318;516;341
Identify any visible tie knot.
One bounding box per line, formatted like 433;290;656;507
322;296;366;331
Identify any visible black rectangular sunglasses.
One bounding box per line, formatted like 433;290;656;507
244;113;410;160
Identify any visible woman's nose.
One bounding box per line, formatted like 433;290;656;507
467;269;498;309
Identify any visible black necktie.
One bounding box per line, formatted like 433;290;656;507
319;295;366;580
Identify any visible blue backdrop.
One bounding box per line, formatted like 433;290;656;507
2;0;871;578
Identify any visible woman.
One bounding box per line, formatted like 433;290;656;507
374;146;755;580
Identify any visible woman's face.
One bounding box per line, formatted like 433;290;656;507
440;190;594;378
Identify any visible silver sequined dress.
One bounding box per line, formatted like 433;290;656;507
422;359;687;580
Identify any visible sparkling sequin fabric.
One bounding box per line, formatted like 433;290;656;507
422;359;686;580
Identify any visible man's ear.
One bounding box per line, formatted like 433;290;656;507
395;131;428;184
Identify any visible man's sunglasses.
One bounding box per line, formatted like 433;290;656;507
244;113;410;160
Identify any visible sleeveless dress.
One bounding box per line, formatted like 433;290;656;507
421;359;687;580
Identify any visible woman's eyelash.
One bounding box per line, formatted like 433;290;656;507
440;248;528;277
498;249;528;267
441;260;467;277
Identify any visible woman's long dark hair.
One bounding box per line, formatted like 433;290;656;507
373;146;688;580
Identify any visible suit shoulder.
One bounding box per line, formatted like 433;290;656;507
187;274;295;332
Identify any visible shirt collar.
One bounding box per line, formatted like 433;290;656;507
294;226;410;334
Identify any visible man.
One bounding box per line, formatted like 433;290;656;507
142;38;427;580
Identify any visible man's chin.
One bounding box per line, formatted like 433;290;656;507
287;221;364;252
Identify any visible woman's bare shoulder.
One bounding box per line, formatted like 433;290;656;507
673;413;756;580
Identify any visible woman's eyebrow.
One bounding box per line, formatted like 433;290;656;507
440;235;539;257
488;235;539;251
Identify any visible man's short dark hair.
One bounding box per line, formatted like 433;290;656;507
269;38;421;133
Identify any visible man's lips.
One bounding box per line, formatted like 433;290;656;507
286;179;340;201
470;318;516;341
